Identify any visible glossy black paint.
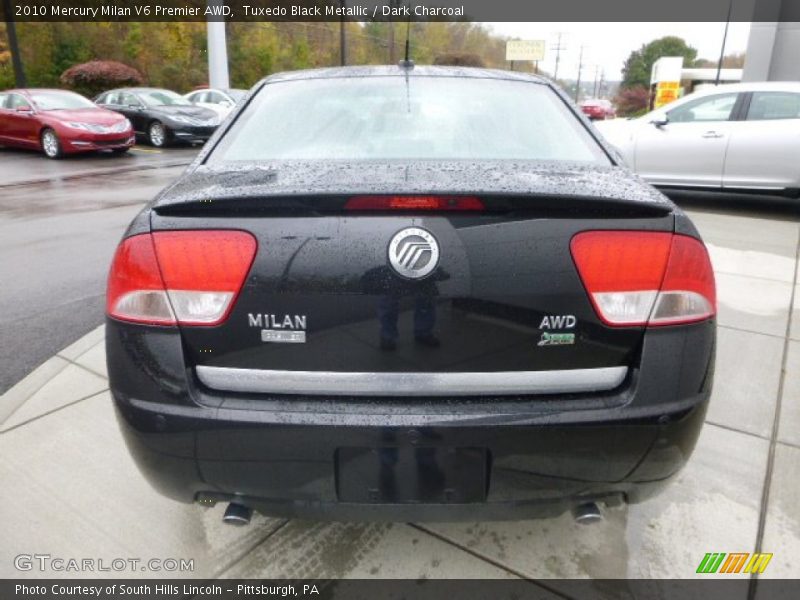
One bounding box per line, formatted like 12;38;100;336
95;87;218;144
108;66;716;521
108;315;714;521
152;211;672;374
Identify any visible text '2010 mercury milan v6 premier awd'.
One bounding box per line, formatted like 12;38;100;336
106;66;716;523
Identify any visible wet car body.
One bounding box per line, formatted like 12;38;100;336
95;88;220;147
0;88;134;158
580;98;616;120
107;67;716;521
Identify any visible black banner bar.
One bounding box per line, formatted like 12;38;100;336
3;579;800;600
1;0;798;23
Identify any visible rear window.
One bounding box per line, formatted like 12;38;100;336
208;76;610;164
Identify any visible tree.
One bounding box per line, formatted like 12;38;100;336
621;36;698;89
433;53;485;67
695;52;746;69
614;85;651;117
60;60;144;97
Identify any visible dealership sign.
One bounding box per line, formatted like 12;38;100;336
505;40;546;62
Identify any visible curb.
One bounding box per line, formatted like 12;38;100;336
0;325;107;429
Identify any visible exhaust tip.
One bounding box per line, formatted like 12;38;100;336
223;502;252;526
572;502;603;525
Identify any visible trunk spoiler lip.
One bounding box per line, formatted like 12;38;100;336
153;192;673;217
151;161;674;213
195;365;629;397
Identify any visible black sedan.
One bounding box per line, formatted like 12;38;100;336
95;87;220;147
106;66;716;523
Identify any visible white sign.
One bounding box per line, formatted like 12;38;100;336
505;40;545;62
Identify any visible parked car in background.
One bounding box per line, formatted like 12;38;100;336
596;82;800;196
580;98;616;120
107;66;716;523
95;87;220;147
184;88;246;119
0;89;134;159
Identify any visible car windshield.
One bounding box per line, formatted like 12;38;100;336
209;76;610;164
138;90;191;107
29;91;95;111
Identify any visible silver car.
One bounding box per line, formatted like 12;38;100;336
596;82;800;196
183;88;246;119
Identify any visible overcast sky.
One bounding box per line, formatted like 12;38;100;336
486;22;752;81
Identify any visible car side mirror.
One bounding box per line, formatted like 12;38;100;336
15;105;33;113
220;100;233;108
128;104;143;110
651;116;669;129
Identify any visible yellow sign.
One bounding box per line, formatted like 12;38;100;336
506;40;545;62
654;81;681;109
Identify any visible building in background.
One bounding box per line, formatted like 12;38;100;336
743;21;800;82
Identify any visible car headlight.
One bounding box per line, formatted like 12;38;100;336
111;119;132;133
65;122;92;131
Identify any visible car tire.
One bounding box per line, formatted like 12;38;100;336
40;128;63;159
147;121;168;148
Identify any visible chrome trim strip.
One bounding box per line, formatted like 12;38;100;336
195;366;628;397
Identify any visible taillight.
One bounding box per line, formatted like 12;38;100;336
107;230;257;326
570;230;715;327
346;195;484;211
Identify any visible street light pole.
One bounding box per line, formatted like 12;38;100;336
715;0;734;85
206;0;230;89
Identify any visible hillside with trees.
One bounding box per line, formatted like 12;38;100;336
0;21;522;92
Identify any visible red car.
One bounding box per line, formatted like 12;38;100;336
0;89;135;159
580;98;616;120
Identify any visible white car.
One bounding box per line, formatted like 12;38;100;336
596;82;800;196
183;88;246;119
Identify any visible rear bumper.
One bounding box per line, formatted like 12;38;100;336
108;318;714;521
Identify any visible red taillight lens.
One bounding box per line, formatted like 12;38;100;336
650;234;716;325
107;230;257;326
570;231;715;327
106;234;174;325
346;195;484;211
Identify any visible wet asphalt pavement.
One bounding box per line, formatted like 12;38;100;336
0;146;198;394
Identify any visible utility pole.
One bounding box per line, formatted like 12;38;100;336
339;0;347;66
2;0;26;87
574;44;585;103
716;0;734;85
592;65;600;98
551;32;567;82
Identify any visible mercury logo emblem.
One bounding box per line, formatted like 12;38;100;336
388;227;440;279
